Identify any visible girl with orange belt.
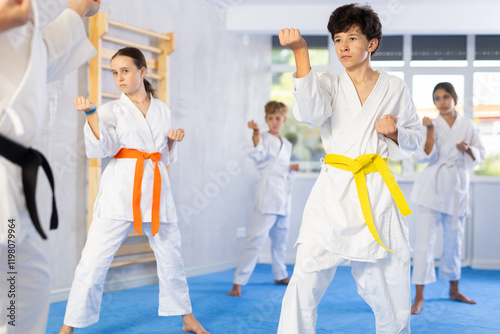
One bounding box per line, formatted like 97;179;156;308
59;47;209;334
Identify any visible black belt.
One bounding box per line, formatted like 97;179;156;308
0;134;58;239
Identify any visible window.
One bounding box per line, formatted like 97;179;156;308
473;72;500;175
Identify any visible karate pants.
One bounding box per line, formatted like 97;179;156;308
412;206;466;284
233;211;290;285
278;241;411;334
0;223;50;334
63;217;192;328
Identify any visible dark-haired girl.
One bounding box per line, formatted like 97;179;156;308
59;47;209;334
410;82;485;314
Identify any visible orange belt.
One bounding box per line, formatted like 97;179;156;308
114;148;162;236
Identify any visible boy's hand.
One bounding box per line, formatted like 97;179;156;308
278;28;307;52
422;116;434;128
73;96;96;113
67;0;100;18
0;0;31;32
375;115;398;143
456;141;469;152
290;163;299;171
167;129;185;142
248;120;259;131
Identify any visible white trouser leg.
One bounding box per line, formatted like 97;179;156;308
143;222;192;316
233;211;279;285
351;233;411;334
438;215;465;281
63;217;132;328
269;214;290;281
412;206;441;285
0;227;50;334
278;243;342;334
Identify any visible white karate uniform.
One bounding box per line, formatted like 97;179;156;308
411;114;485;284
0;2;95;333
63;94;192;327
278;69;422;334
233;131;294;285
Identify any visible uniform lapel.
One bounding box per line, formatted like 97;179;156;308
121;93;156;151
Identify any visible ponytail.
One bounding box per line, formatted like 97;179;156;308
143;79;157;98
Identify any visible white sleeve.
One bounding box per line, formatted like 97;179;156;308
43;9;96;82
248;134;268;163
292;70;335;128
160;105;177;165
84;107;121;159
383;85;423;160
464;124;486;168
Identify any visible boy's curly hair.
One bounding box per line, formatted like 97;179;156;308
327;3;383;56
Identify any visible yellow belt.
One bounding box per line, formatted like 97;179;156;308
324;154;412;254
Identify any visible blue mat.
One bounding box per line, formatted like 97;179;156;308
47;265;500;333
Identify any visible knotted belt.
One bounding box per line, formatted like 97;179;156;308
0;134;58;239
114;148;162;236
324;153;412;254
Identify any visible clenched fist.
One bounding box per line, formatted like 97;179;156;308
456;141;469;152
0;0;31;32
73;96;96;113
375;115;398;143
68;0;100;18
278;28;307;51
248;120;259;131
422;116;434;128
167;129;185;142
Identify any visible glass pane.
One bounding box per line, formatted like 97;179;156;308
272;35;329;67
473;72;500;176
412;35;466;60
271;72;323;172
272;48;329;67
412;75;465;117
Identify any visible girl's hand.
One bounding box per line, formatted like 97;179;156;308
167;128;185;142
456;141;469;152
290;163;299;171
73;96;96;113
422;116;434;128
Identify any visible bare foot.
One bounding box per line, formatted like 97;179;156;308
450;290;476;304
182;313;210;334
411;297;424;314
228;284;241;297
59;325;74;334
274;277;290;285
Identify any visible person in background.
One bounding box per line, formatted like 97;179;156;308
410;82;485;314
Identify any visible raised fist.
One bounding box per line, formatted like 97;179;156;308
73;96;96;113
0;0;32;32
167;128;185;142
456;141;469;152
67;0;100;18
375;115;397;136
422;116;434;128
248;120;259;131
278;28;307;51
